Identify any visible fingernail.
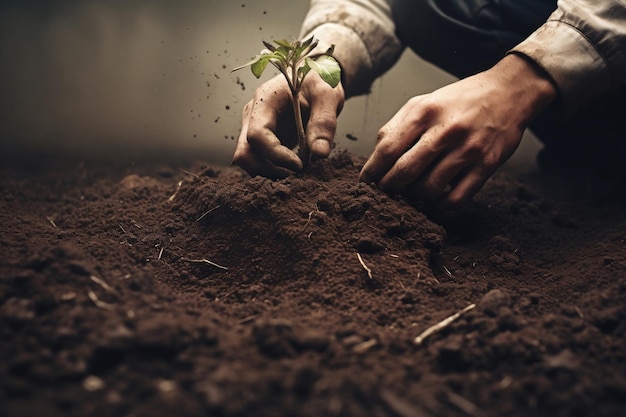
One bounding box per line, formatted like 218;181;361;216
311;138;331;157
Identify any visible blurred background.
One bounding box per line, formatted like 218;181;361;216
0;0;539;167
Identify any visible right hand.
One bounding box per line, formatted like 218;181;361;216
232;73;345;178
360;54;557;207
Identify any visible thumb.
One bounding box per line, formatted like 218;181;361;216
306;105;337;159
304;81;344;159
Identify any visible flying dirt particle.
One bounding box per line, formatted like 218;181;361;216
214;73;220;80
206;81;211;87
259;27;263;31
231;136;235;140
346;133;358;141
263;10;267;14
214;117;220;123
222;64;226;69
225;105;230;110
241;4;245;7
186;26;190;30
193;134;197;138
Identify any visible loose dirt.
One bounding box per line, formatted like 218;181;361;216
1;151;625;417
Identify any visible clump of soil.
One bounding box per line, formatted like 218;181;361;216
176;152;445;293
1;151;625;417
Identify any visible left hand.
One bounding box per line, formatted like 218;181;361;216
232;73;345;178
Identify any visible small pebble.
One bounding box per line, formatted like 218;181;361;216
83;375;105;392
478;289;510;316
158;380;177;393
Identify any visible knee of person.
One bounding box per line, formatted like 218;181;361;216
391;0;528;77
391;0;442;56
391;0;486;72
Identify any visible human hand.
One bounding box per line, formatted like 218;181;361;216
232;73;345;178
360;54;556;207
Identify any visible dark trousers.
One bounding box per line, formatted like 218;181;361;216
391;0;626;177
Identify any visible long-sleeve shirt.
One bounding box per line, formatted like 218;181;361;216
300;0;626;116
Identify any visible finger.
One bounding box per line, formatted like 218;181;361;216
232;136;294;178
305;79;344;159
377;127;448;193
404;139;477;199
247;125;303;172
246;93;303;172
444;166;494;208
232;101;296;178
232;101;257;171
360;96;429;183
405;153;468;201
306;105;335;158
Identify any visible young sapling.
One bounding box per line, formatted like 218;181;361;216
233;36;341;168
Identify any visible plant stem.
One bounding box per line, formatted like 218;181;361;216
292;93;309;168
290;61;309;168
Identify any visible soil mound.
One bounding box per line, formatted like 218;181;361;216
175;152;445;294
1;151;625;417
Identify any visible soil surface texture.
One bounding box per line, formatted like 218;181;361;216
1;151;625;417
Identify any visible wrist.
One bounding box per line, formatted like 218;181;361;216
301;25;371;98
492;53;558;125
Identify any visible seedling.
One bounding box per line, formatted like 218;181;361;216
233;36;341;167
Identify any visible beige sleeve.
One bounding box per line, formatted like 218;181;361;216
510;0;626;117
300;0;404;98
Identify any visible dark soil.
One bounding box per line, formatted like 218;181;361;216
1;150;625;417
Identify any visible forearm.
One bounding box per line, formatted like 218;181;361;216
510;0;626;117
490;54;558;127
299;0;404;98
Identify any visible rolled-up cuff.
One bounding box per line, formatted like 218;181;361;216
301;23;374;98
510;21;610;118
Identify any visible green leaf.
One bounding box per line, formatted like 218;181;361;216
262;41;276;52
274;39;294;49
275;45;291;61
296;38;318;59
250;55;273;78
297;60;311;83
232;51;282;78
232;56;261;73
300;35;314;49
305;55;341;88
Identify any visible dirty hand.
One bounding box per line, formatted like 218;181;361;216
233;73;345;178
360;54;556;207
